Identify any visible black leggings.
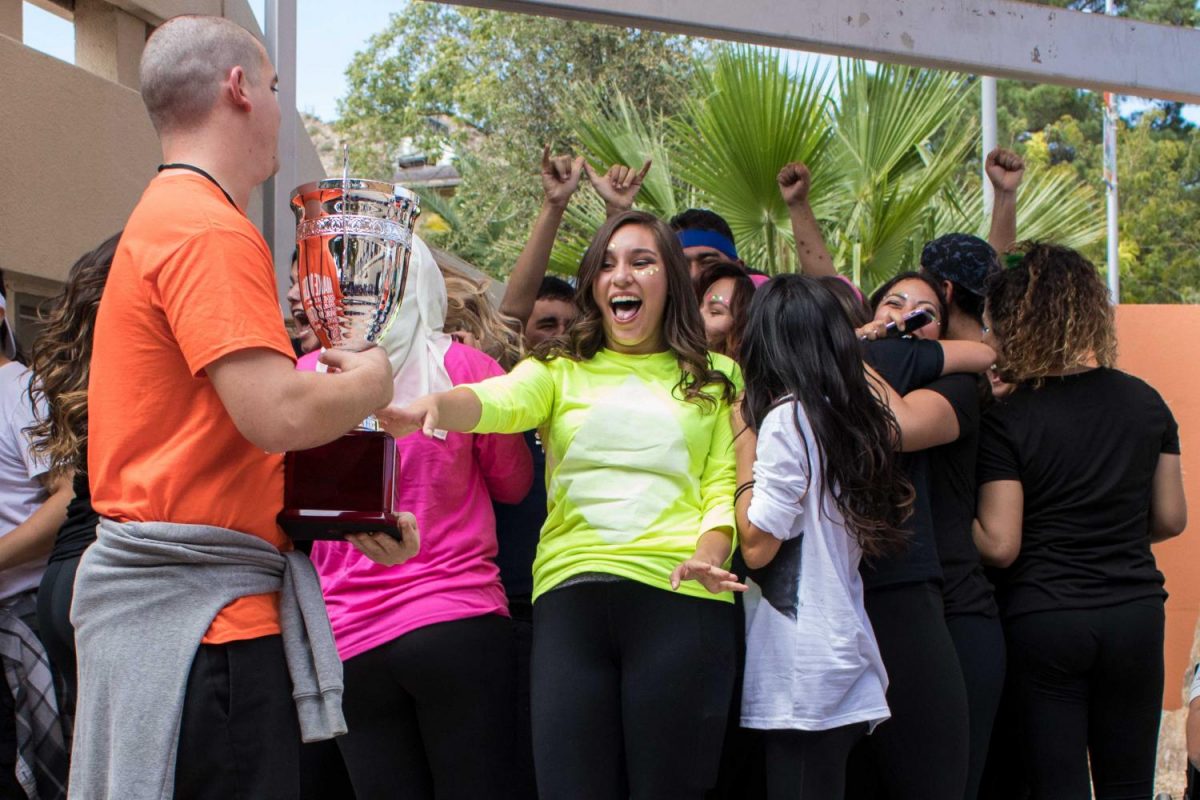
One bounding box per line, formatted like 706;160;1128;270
531;579;737;800
37;557;81;714
1004;599;1164;800
764;722;866;800
846;581;969;800
336;613;516;800
946;612;1006;800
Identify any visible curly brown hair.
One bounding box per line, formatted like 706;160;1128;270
535;211;735;409
26;232;121;477
985;241;1116;385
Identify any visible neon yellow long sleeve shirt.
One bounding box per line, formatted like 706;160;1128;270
467;348;740;603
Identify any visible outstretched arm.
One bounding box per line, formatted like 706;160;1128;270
499;145;584;328
778;162;836;278
377;387;484;439
986;147;1025;255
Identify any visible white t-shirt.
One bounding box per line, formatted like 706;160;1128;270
741;401;890;732
0;361;50;600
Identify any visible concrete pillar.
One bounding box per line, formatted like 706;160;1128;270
0;0;21;40
74;0;146;89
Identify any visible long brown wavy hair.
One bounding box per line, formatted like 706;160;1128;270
986;242;1116;386
27;232;121;477
535;211;735;409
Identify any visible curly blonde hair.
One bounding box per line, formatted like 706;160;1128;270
438;266;525;371
27;232;121;477
986;242;1116;385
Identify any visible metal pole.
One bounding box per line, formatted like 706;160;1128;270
981;75;997;220
264;0;299;311
1103;0;1120;303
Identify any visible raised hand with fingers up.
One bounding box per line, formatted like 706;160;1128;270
585;159;652;218
541;144;585;209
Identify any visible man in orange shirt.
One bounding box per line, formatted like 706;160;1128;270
70;15;415;799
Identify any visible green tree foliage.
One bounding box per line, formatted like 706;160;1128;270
986;0;1200;301
553;50;1101;292
336;2;702;269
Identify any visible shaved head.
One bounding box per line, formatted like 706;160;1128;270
140;15;267;134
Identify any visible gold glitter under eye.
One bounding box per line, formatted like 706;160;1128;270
635;266;660;276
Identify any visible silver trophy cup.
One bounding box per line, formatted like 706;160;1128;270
280;178;420;541
290;178;421;353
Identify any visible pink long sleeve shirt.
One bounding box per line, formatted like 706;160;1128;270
305;342;534;661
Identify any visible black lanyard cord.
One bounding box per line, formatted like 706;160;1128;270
157;163;238;210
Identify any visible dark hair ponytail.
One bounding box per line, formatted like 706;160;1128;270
739;275;913;558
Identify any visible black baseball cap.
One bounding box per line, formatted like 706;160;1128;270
920;233;999;298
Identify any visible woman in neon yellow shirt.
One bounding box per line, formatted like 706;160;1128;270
381;210;745;799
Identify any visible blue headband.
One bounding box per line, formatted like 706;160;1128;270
677;229;738;261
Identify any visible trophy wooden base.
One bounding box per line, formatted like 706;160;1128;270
278;429;398;541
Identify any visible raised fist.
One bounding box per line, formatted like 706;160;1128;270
777;162;813;207
986;148;1025;194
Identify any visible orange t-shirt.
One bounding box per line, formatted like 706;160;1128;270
89;172;296;644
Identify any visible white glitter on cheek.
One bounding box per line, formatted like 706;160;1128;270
636;267;660;276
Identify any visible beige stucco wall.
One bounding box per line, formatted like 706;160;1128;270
0;0;326;347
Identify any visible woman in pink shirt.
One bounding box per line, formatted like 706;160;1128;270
302;237;533;800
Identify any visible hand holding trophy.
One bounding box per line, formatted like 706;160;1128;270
278;158;421;541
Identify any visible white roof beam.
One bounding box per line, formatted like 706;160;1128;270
440;0;1200;103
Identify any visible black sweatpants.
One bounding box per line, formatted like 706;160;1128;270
764;722;867;800
532;580;737;800
336;613;517;800
1004;599;1164;800
174;635;301;800
946;612;1006;800
846;581;969;800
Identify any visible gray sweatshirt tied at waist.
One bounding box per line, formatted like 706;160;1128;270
68;518;346;800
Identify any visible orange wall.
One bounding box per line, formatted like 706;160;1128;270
1115;305;1200;709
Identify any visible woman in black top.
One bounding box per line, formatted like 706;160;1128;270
975;242;1187;800
27;233;118;716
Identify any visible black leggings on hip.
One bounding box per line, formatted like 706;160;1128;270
1004;598;1164;800
336;613;517;800
531;579;737;800
946;612;1006;800
37;556;81;713
846;581;969;800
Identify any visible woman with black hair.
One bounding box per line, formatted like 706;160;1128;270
975;242;1186;799
846;268;996;800
734;275;913;798
381;210;745;799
